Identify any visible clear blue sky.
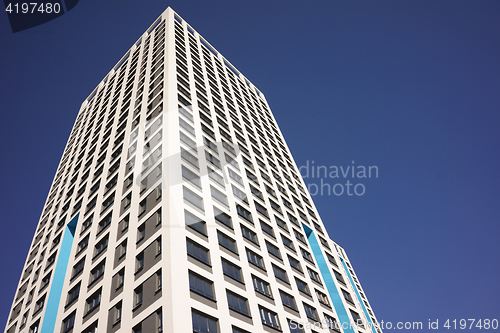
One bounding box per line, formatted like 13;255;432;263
1;1;499;331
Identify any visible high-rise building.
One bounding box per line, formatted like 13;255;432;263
4;7;382;333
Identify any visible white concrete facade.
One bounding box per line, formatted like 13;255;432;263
4;7;382;333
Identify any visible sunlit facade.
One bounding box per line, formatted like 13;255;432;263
4;7;381;333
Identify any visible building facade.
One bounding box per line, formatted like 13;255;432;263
4;7;382;333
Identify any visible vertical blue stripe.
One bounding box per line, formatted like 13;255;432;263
340;258;377;333
40;213;79;333
302;224;355;333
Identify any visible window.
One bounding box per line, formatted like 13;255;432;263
227;291;249;316
259;306;280;330
40;272;51;290
29;320;40;333
94;235;109;257
66;283;80;305
187;239;210;265
228;168;243;185
135;252;144;273
231;185;248;203
221;258;242;282
265;184;276;197
137;223;146;242
255;202;268;217
210;187;228;207
156;237;162;255
324;314;341;332
295;278;310;295
250;185;263;200
157;309;163;332
294;229;306;243
86;196;97;214
308;268;321;284
85;290;101;314
133;323;142;333
205;151;221;168
266;241;281;259
275;216;288;231
212;209;232;230
342;289;354;304
326;253;338;267
288;213;298;226
242;156;254;169
288;319;304;333
189;271;214;300
77;236;89;254
182;165;201;188
27;289;34;304
101;192;115;212
98;213;112;234
207;167;224;186
281;235;294;251
114;302;122;324
225;153;239;169
272;264;289;283
260;221;274;237
333;270;345;284
246;170;258;184
316;289;330;306
246;249;264;269
279;290;297;310
269;200;282;214
183;186;204;210
241;225;258;244
192;310;218;333
319;236;331;249
288;255;302;272
303;303;319;321
185;210;207;235
105;175;118;193
20;311;28;329
180;131;197;149
181;148;199;168
350;310;364;328
116;269;125;289
72;258;85;278
89;261;105;284
217;232;237;253
300;247;313;263
277;184;287;195
134;286;143;308
120;215;130;232
62;312;76;332
252;275;272;297
33;295;45;314
282;197;293;210
204;136;218;153
118;239;127;258
232;326;250;333
236;205;252;222
81;215;93;232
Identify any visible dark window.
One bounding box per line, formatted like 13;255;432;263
227;291;249;316
279;290;297;310
189;271;214;300
272;264;289;283
252;275;272;297
185;210;207;235
192;310;218;333
187;239;210;264
221;259;242;282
